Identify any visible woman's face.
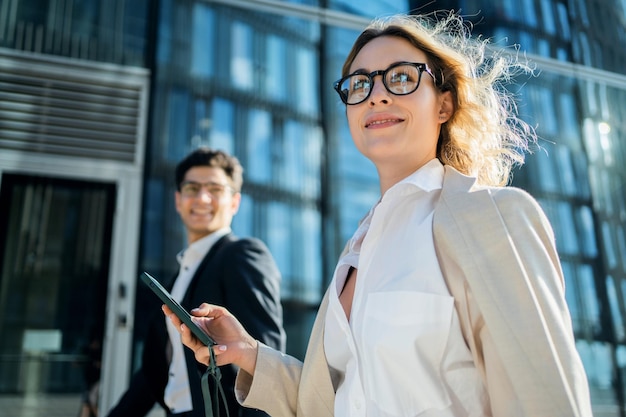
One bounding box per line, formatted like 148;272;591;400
346;36;451;176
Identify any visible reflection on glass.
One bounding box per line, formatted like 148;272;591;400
247;109;272;184
210;99;235;155
191;4;214;77
267;35;286;101
231;21;254;90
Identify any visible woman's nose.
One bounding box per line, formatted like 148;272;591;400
368;76;391;105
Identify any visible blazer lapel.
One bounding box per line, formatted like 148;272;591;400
182;233;235;308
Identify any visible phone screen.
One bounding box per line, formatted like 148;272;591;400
140;272;216;346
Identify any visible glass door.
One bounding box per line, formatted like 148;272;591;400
0;173;115;416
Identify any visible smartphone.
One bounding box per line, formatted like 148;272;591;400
140;271;216;346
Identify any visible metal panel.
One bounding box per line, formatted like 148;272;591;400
0;47;148;164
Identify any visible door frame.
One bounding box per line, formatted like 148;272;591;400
0;150;143;414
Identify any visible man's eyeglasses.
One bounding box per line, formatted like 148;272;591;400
334;62;436;105
179;181;234;198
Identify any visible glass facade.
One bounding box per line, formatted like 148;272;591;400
1;0;625;414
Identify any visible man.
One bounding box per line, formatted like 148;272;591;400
108;147;286;417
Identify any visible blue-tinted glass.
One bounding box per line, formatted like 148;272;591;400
583;118;601;163
576;205;598;257
299;207;323;302
232;193;252;237
534;152;559;193
576;0;590;26
602;221;618;269
540;1;556;34
165;88;190;162
282;121;322;197
329;0;408;18
519;31;534;55
559;93;580;147
556;3;571;39
502;0;521;20
231;21;254;90
267;35;287;101
617;225;626;268
558;201;580;255
579;32;592;66
157;0;173;65
247;109;272;183
521;0;538;27
123;0;149;65
538;39;551;57
210;99;235;155
302;126;322;197
578;265;600;330
191;4;214;77
190;99;209;149
535;85;558;136
267;201;292;286
608;276;626;341
555;146;577;196
282;121;303;193
295;48;319;115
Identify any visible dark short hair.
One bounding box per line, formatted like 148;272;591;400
175;147;244;192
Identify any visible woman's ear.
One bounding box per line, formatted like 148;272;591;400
437;91;454;124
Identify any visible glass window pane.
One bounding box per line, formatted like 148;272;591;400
267;201;291;287
522;0;538;27
295;48;318;115
232;193;252;238
165;88;190;162
576;205;598;257
579;264;600;332
303;126;322;198
231;22;253;90
191;5;214;77
190;99;210;149
540;1;556;34
557;201;579;255
556;3;571;39
267;35;286;101
299;206;322;302
608;276;625;341
209;98;235;155
247;109;272;184
602;221;618;269
555;146;577;196
282;121;301;193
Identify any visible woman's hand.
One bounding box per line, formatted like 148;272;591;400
163;303;259;375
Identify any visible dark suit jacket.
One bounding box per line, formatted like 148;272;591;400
108;233;286;417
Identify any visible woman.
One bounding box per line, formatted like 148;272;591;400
165;12;592;417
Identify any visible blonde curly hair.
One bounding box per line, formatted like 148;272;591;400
341;12;536;186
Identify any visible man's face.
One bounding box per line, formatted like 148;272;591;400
175;166;241;244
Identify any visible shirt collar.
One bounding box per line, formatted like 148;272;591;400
177;227;231;265
383;158;444;200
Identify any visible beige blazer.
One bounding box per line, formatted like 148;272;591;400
236;166;593;417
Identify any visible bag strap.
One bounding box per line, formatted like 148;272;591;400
200;345;230;417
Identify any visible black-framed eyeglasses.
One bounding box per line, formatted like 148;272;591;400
333;62;436;105
179;181;234;198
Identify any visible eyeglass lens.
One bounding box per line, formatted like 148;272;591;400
180;181;231;198
337;63;427;105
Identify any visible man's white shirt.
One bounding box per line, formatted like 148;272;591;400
164;228;230;413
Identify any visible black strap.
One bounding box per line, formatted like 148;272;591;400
200;346;230;417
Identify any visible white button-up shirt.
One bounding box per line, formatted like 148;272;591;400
164;227;230;413
324;159;489;417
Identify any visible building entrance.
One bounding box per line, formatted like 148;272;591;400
0;173;115;416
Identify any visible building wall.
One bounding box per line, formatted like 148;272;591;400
1;0;625;414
